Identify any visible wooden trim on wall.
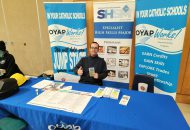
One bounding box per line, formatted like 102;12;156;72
176;94;190;104
86;1;94;54
177;7;190;94
181;51;190;95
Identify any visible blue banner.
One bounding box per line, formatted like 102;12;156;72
44;2;87;81
94;1;135;88
135;0;189;97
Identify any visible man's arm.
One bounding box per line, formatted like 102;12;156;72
97;60;107;79
4;55;17;78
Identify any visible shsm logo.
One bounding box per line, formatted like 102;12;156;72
97;5;129;19
48;121;81;130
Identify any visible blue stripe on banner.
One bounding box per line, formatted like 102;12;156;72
94;22;134;39
103;80;129;89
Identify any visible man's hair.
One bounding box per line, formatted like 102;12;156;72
0;41;6;51
91;42;99;48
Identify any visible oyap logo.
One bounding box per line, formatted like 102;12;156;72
136;29;154;36
49;29;66;35
48;122;81;130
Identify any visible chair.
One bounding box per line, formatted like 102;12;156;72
0;117;27;130
132;74;154;93
0;108;27;130
0;108;11;119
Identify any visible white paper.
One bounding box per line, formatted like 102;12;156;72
119;95;130;106
103;87;113;98
32;80;54;89
27;90;92;114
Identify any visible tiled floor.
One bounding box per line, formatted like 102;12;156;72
177;103;190;126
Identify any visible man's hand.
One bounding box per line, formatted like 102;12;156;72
93;73;98;79
77;66;83;76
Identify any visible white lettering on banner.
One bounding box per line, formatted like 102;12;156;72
154;61;165;66
143;59;165;66
149;8;167;17
53;49;86;71
47;13;85;20
72;13;85;19
167;5;187;16
147;72;158;78
155;78;173;87
136;5;188;18
103;26;123;30
48;121;81;130
139;10;149;18
142;52;153;56
139;64;155;71
144;59;154;64
155;68;170;75
153;53;168;59
142;52;168;60
69;52;86;69
118;31;131;34
54;52;68;70
105;31;117;34
95;31;104;34
47;13;73;19
139;64;169;74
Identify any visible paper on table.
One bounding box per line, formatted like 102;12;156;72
27;90;92;114
32;80;54;89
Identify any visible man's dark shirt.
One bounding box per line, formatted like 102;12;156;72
74;55;107;86
0;52;23;79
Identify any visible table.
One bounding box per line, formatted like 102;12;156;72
0;78;189;130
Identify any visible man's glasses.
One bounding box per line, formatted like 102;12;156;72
90;47;98;50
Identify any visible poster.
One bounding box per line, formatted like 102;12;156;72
44;2;87;82
94;1;135;88
135;0;189;97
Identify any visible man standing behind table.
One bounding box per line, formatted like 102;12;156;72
74;42;107;86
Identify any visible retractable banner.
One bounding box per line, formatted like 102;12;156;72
94;1;135;88
44;2;87;82
135;0;189;97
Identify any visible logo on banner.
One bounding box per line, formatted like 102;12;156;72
138;83;148;92
49;29;66;35
97;5;130;19
136;27;182;41
48;121;81;130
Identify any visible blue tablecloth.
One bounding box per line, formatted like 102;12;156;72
0;78;189;130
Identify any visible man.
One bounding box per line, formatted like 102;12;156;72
0;41;23;79
74;42;107;86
